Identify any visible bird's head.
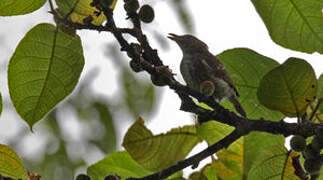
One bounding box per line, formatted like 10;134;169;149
167;33;208;54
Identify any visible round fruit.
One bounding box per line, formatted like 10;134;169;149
290;135;306;152
131;43;142;54
129;60;143;72
100;0;114;8
316;127;323;137
311;136;323;152
200;80;215;97
105;175;120;180
304;158;322;175
124;0;139;13
303;145;319;159
138;5;155;23
76;174;91;180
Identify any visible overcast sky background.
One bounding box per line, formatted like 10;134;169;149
0;0;322;177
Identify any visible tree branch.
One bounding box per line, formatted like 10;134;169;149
51;1;322;179
127;129;242;180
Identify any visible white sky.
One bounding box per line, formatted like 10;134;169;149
0;0;322;177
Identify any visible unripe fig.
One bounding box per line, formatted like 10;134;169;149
303;145;319;159
100;0;114;8
151;74;167;86
138;5;155;23
129;60;143;72
105;174;121;180
131;43;142;54
290;135;306;152
76;174;91;180
311;136;323;152
316;127;323;137
200;80;215;97
124;0;139;13
304;158;322;175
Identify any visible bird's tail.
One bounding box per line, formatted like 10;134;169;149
229;97;247;118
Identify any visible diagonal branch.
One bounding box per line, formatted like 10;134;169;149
51;1;322;179
126;129;242;180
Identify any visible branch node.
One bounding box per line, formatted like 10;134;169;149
191;161;199;169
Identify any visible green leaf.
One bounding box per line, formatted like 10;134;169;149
122;69;156;118
197;121;284;179
251;0;323;54
319;170;323;180
0;0;46;16
188;172;207;180
168;171;184;180
197;121;234;145
217;48;284;120
305;100;323;122
317;74;323;99
202;163;218;180
317;74;323;113
304;74;323;122
257;57;317;117
8;23;84;129
248;146;299;180
87;151;151;180
0;144;26;179
91;102;117;153
56;0;118;25
123;117;201;172
242;132;284;176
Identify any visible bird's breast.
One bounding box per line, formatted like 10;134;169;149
180;55;237;101
180;57;196;89
212;77;236;101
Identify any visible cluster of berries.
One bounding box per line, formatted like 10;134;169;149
290;127;323;178
124;0;155;23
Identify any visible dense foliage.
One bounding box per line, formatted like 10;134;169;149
0;0;322;179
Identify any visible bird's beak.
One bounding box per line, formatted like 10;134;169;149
167;33;180;41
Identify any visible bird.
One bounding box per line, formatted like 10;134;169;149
168;33;246;117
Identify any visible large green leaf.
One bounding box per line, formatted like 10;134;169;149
251;0;323;54
202;163;218;180
122;69;156;118
242;132;284;177
56;0;118;25
88;151;184;180
318;74;323;99
197;121;234;145
248;146;299;180
8;23;84;129
257;57;317;117
317;74;323;114
91;102;117;153
0;0;46;16
123;117;201;172
87;151;151;180
217;48;284;120
197;121;285;179
0;144;26;179
189;172;207;180
303;74;323;122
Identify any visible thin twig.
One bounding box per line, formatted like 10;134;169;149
309;98;323;121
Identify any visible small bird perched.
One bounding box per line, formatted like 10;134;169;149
168;33;246;117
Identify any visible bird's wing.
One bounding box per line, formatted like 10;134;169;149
201;53;240;97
